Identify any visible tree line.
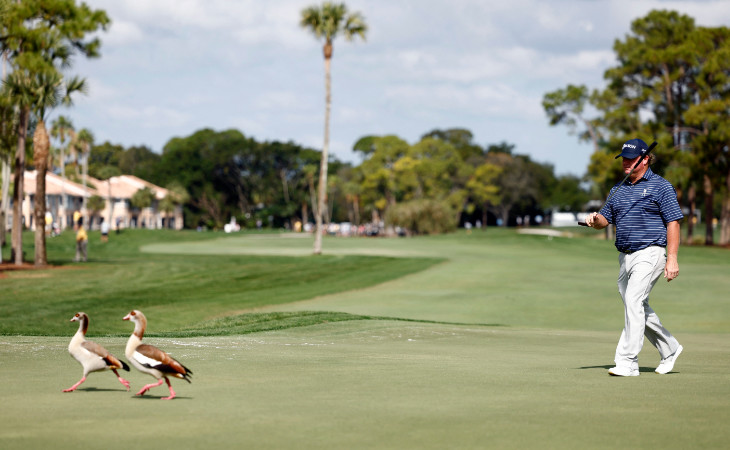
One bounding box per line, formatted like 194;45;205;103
81;127;588;234
544;10;730;245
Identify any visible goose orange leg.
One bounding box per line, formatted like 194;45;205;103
135;378;164;396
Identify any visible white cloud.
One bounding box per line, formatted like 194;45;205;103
106;104;191;128
72;0;730;175
103;20;144;46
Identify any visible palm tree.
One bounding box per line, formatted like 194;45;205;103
300;2;367;254
130;187;155;228
7;70;86;266
86;194;105;227
4;68;33;264
160;181;189;229
74;127;93;227
50;115;74;228
0;49;15;253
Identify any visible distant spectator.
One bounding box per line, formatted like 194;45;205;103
45;211;53;236
100;218;110;242
75;220;88;262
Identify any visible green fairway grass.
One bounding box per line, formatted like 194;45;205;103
0;230;441;335
2;228;729;449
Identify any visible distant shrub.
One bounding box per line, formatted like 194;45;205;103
385;199;457;235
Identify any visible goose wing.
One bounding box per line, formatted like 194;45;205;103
81;341;130;371
134;344;192;380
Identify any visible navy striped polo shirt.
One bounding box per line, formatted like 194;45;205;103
599;167;684;253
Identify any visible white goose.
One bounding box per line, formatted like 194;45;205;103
123;310;192;400
63;312;131;392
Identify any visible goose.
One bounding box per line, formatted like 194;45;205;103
123;310;192;400
63;312;131;392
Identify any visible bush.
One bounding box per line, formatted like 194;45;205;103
385;199;457;235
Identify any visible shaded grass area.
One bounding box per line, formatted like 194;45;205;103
0;230;441;336
156;310;504;337
161;311;375;337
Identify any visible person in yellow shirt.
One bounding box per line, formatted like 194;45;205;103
75;221;88;262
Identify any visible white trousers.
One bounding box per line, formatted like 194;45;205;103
614;246;680;370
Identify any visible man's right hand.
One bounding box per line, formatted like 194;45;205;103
585;212;607;229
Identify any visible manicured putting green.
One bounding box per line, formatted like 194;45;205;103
2;322;729;450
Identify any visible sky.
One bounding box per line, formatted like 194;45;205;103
62;0;730;177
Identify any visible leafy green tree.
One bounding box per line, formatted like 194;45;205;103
158;128;255;228
88;140;123;178
421;128;484;162
546;175;591;212
408;137;472;224
485;152;539;226
545;10;730;244
466;162;502;227
337;165;363;225
682;26;730;244
86;194;105;226
542;84;602;159
357;135;409;222
130;187;155;228
119;145;160;182
159;181;189;229
385;199;457;235
300;2;367;254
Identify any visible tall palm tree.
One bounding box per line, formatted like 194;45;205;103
0;48;15;253
74;127;93;227
50;114;74;228
300;2;367;254
4;68;33;264
9;70;86;266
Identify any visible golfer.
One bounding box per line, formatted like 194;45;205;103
585;138;684;377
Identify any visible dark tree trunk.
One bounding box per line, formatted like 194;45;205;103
11;107;29;265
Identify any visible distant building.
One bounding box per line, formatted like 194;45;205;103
18;171;184;231
88;175;183;230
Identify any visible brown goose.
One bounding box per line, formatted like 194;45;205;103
63;312;130;392
123;310;192;400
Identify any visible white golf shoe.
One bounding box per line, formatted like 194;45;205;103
608;366;639;377
655;345;683;374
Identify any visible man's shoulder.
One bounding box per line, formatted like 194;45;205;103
646;170;674;188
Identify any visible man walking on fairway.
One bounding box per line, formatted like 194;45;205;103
585;138;684;377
